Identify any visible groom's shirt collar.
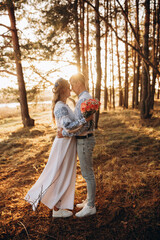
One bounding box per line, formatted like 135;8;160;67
78;90;88;98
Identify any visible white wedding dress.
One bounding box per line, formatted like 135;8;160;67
25;101;84;211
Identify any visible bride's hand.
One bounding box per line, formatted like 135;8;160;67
57;128;63;138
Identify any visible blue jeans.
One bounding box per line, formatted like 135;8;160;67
77;136;96;207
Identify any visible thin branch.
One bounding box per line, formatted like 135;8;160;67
18;221;30;240
0;29;10;35
0;45;12;50
0;70;17;76
30;65;54;86
31;62;76;84
0;34;12;38
0;23;12;31
1;38;12;47
46;63;76;75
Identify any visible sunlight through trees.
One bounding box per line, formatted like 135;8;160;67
0;0;160;126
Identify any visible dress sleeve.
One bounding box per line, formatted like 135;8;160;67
54;106;86;135
61;98;91;137
62;126;85;137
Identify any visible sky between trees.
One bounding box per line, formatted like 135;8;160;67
0;0;160;126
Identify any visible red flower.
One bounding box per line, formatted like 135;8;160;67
80;98;100;118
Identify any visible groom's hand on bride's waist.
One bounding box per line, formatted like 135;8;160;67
57;128;64;138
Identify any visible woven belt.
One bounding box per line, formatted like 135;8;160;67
76;133;93;139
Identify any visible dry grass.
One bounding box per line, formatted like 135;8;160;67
0;103;51;120
0;107;160;240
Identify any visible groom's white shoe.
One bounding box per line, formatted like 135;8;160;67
76;199;88;209
52;209;73;218
75;205;96;218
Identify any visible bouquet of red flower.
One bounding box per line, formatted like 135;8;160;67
80;98;101;118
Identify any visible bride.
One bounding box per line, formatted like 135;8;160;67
25;78;89;218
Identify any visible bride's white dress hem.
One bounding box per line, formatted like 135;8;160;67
24;102;77;211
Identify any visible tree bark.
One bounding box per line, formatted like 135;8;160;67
124;0;128;108
74;0;81;72
156;0;160;99
115;1;123;107
89;53;95;98
95;0;101;128
111;24;115;109
150;0;157;109
140;0;151;119
135;0;140;108
104;0;108;110
86;3;89;90
157;77;160;99
132;37;136;109
7;0;34;127
80;0;86;76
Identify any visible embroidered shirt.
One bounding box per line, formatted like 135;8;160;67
54;101;86;134
62;91;94;137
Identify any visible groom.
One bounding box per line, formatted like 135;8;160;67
59;73;96;217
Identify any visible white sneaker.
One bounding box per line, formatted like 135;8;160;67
52;209;73;218
75;205;96;218
76;199;88;209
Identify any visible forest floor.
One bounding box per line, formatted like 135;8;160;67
0;102;160;240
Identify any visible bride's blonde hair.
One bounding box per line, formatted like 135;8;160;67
52;78;69;120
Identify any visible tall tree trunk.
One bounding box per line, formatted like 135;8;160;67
89;53;95;98
132;1;137;109
111;24;115;109
104;0;109;110
115;1;123;107
109;45;112;109
157;77;160;99
80;0;86;76
140;0;151;119
74;0;81;72
7;0;34;127
135;0;140;108
86;3;89;90
124;0;128;108
150;0;157;109
132;36;136;109
156;0;160;99
95;0;101;128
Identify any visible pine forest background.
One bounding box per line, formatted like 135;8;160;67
0;0;160;127
1;1;160;239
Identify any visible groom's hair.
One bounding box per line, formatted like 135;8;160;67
70;72;86;86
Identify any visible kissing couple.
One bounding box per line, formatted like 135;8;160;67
25;73;97;218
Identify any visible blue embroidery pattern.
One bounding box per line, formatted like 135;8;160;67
54;107;69;119
54;104;86;137
62;93;94;137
